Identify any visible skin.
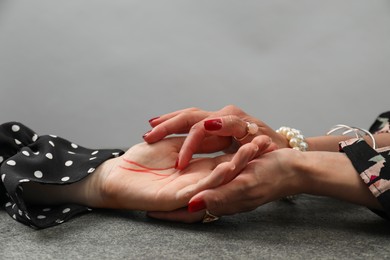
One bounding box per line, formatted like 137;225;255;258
144;105;289;170
22;136;276;213
144;105;386;222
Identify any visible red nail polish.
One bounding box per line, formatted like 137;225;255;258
148;117;160;123
174;158;179;169
204;119;222;131
188;198;206;213
142;130;152;139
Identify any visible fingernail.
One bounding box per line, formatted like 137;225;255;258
142;130;152;139
204;119;222;131
188;198;206;213
148;117;160;123
174;158;179;169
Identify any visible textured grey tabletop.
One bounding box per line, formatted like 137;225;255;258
1;195;389;259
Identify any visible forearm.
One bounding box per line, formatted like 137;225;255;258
294;151;382;209
306;132;390;152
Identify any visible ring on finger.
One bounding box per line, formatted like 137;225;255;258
202;210;220;223
234;122;259;142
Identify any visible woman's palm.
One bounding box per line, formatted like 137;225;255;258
101;137;231;211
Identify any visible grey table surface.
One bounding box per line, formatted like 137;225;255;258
1;195;389;259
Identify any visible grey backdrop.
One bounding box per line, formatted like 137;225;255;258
1;0;389;149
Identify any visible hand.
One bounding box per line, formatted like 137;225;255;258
148;138;382;223
77;135;276;212
148;142;302;222
143;105;289;169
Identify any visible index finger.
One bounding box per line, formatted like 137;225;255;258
144;110;210;144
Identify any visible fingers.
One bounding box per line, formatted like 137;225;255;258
187;184;251;217
175;115;261;170
147;208;204;223
143;109;210;144
203;116;252;142
176;135;272;199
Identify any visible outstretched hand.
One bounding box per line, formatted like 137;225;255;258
90;135;275;212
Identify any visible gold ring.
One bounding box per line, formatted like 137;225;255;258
234;122;259;142
202;210;219;223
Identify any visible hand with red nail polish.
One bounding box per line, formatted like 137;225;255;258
74;135;269;216
148;137;383;223
141;105;289;170
204;119;223;131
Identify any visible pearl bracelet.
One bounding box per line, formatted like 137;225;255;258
276;127;308;151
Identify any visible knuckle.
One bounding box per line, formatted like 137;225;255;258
207;193;227;209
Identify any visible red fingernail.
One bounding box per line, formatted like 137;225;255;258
188;199;206;213
142;130;152;139
148;117;160;123
204;119;222;131
174;158;179;169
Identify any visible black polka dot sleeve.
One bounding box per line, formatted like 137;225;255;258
0;122;124;229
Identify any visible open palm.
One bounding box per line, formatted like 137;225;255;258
98;137;235;211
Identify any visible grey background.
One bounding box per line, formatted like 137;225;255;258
1;0;389;149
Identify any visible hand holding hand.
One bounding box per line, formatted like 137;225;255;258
143;105;289;169
147;137;301;222
78;135;276;212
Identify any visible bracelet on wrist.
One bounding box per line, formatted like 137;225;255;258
276;126;308;151
326;124;377;149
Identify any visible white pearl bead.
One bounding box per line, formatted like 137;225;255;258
299;142;309;151
286;131;295;140
289;138;299;147
276;126;308;151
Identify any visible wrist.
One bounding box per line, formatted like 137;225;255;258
293;151;382;209
22;157;119;207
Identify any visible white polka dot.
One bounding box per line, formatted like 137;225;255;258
6;160;16;166
89;157;97;160
112;152;120;157
45;153;53;159
19;179;30;183
71;143;78;149
55;219;64;224
5;202;11;207
87;208;93;211
12;124;20;132
14;139;21;145
61;176;70;182
43;208;51;212
62;208;71;214
12;204;16;209
32;134;38;142
1;174;5;182
68;151;76;154
50;135;57;138
65;160;73;167
34;171;43;178
37;215;46;219
18;210;23;216
33;151;40;155
49;141;55;147
12;214;16;219
22;151;30;156
92;150;99;155
18;186;23;191
0;156;3;163
88;168;95;173
26;214;31;220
